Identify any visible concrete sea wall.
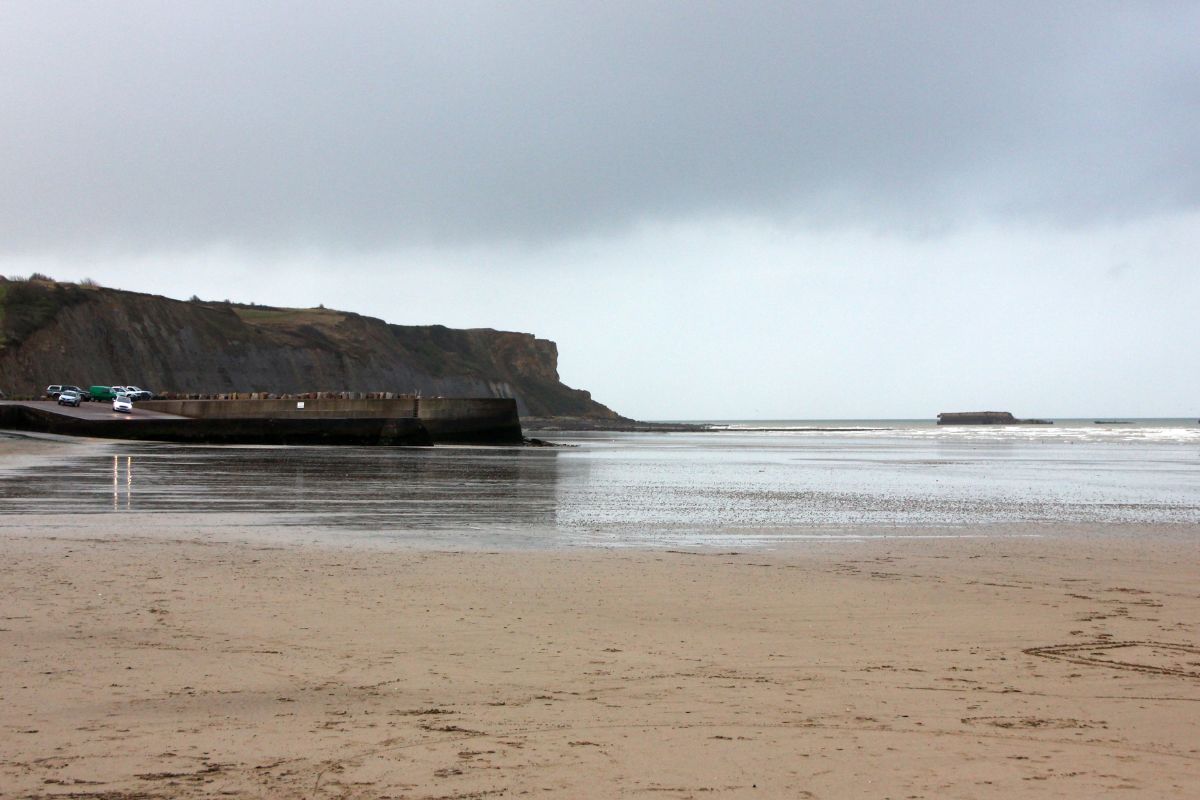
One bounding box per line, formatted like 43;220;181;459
0;397;521;446
138;397;523;444
139;398;421;420
416;398;524;444
0;404;432;446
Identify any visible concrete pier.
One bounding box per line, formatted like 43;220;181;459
0;397;522;445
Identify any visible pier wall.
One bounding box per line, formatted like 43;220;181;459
138;397;523;444
0;404;432;446
139;398;421;420
416;398;523;444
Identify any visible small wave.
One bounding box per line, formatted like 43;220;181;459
700;420;1200;445
710;425;891;433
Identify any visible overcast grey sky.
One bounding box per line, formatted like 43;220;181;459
3;2;1197;418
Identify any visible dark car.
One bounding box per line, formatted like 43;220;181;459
44;384;86;400
57;390;83;407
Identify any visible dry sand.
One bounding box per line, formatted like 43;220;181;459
1;530;1199;799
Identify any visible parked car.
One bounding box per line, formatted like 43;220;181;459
112;394;133;413
89;385;119;401
57;390;83;407
125;386;155;401
45;384;86;399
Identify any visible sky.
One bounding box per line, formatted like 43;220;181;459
2;2;1198;419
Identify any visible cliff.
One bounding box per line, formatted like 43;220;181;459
0;277;620;419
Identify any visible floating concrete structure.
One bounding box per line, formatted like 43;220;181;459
937;411;1054;425
0;397;522;446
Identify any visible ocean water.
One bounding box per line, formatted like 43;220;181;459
0;419;1197;549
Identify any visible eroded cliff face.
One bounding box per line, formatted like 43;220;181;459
0;279;619;419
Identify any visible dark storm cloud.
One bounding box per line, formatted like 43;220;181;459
1;1;1197;253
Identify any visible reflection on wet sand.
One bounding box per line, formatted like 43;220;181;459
1;428;1197;548
4;445;563;535
112;454;132;511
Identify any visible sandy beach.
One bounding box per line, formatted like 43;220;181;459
5;3;1198;796
2;528;1198;799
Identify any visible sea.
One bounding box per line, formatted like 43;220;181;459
1;418;1197;549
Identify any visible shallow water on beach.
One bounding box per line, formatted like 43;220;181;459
0;420;1197;548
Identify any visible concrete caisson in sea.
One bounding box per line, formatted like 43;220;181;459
937;411;1054;425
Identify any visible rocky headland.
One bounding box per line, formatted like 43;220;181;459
0;277;621;421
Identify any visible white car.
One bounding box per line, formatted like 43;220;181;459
112;394;134;413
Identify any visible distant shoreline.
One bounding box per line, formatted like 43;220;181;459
521;416;713;432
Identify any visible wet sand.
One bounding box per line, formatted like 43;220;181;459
2;530;1199;798
0;432;90;458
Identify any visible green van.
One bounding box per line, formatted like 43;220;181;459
88;385;118;401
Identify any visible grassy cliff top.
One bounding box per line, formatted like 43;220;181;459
0;277;95;350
